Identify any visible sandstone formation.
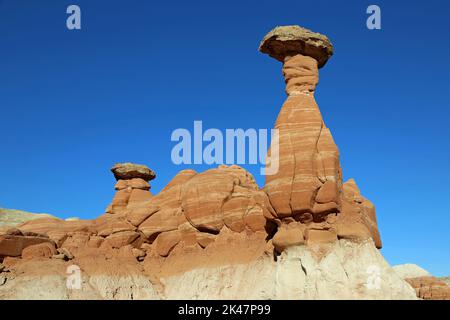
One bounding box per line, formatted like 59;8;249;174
260;25;381;249
111;162;156;181
259;25;333;67
393;264;450;300
106;163;156;216
404;277;450;300
0;239;417;300
0;25;421;300
441;276;450;286
0;208;57;230
0;228;55;259
393;264;431;279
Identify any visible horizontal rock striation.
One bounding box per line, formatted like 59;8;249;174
261;25;381;250
0;25;412;300
405;276;450;300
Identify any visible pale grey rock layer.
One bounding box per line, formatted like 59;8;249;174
163;240;416;299
392;263;431;279
0;240;417;300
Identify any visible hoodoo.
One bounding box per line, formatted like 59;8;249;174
260;25;381;249
0;25;433;300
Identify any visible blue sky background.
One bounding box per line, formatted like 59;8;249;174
0;0;449;276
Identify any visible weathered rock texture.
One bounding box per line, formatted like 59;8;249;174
393;264;431;279
393;264;450;300
111;163;156;181
440;276;450;287
0;239;417;300
259;25;333;68
0;208;57;230
404;277;450;300
0;25;418;300
260;25;381;250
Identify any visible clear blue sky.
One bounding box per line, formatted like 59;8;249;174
0;0;449;276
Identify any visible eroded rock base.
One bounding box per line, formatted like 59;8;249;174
0;240;416;300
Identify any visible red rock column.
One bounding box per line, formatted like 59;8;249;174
105;163;155;215
260;26;341;222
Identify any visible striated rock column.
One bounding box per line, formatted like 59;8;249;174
105;163;156;215
260;26;341;222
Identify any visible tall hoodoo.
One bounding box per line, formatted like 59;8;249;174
261;26;340;220
0;24;431;300
260;25;381;248
106;163;155;216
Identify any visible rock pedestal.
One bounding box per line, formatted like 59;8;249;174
260;25;381;248
0;25;409;300
261;26;341;221
106;163;156;215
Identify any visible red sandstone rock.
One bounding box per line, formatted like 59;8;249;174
306;229;337;245
196;233;216;248
109;189;132;215
139;208;180;239
126;206;159;227
22;242;57;259
97;218;136;237
222;196;247;232
272;223;305;252
0;26;425;301
260;25;380;249
181;168;233;232
179;230;198;248
181;165;273;234
335;223;371;241
18;217;65;234
127;189;153;209
315;180;339;204
104;231;140;249
106;164;156;215
405;276;450;300
243;207;267;232
115;178;150;191
87;235;104;248
154;230;181;257
128;178;151;190
61;232;90;250
5;228;23;236
339;179;382;248
46;230;68;247
0;234;56;258
1;27;383;281
262;53;341;219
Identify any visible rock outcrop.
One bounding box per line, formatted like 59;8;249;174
0;228;56;259
441;277;450;286
393;264;450;300
404;276;450;300
106;164;273;255
393;264;431;279
106;163;156;216
0;208;57;230
111;163;156;181
0;25;419;300
0;239;417;300
260;25;381;250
